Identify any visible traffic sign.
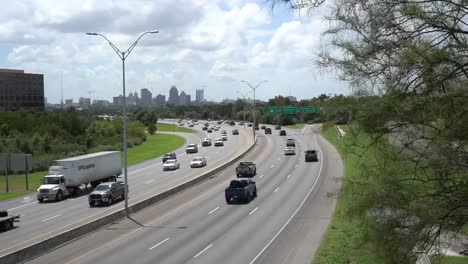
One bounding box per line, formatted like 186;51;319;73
300;106;320;113
267;106;276;114
281;106;297;115
291;117;298;123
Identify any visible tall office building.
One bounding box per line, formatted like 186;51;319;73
195;89;204;102
0;69;44;110
179;91;188;105
168;86;179;105
140;88;152;106
78;97;91;108
154;94;166;106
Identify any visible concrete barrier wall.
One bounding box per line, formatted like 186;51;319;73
2;135;257;264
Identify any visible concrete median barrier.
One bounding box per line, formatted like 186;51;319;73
1;135;257;264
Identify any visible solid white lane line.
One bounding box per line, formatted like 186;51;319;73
274;187;279;193
145;180;155;184
249;133;325;264
8;201;38;211
41;214;62;222
208;206;220;215
259;174;264;179
249;207;259;215
194;244;213;258
300;125;307;134
148;238;170;250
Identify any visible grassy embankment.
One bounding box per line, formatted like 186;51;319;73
156;123;196;133
315;126;468;264
0;133;185;201
314;126;382;264
285;124;306;129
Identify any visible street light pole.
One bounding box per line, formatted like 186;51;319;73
86;30;158;217
240;80;268;142
236;91;248;130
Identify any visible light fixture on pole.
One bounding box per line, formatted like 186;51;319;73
86;30;159;217
240;80;268;143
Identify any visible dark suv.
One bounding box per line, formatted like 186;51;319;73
286;138;295;147
265;128;272;134
162;153;177;163
279;130;287;136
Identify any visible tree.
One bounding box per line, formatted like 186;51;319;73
271;0;468;262
148;123;156;135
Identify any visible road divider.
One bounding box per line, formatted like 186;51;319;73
0;130;257;264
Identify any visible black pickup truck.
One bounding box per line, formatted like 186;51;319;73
235;161;256;177
89;181;125;207
305;150;319;162
225;178;257;204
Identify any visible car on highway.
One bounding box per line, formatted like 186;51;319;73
207;128;213;133
265;128;272;134
275;125;281;130
186;144;198;154
0;211;20;231
202;126;208;131
261;125;266;129
236;161;256;177
163;159;180;171
305;150;319;162
284;146;296;155
232;129;239;135
221;134;228;141
214;138;224;147
286;138;295;147
213;127;219;131
190;157;207;168
202;138;212;146
188;123;194;127
221;130;227;135
254;124;259;130
229;121;235;126
88;181;124;207
279;130;287;136
247;123;253;127
225;178;257;204
238;121;244;125
162;152;177;163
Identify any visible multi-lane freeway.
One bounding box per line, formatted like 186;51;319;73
21;123;343;264
0;122;254;261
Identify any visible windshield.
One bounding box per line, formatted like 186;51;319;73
95;185;110;191
165;160;175;164
229;180;249;188
193;158;203;162
43;177;61;185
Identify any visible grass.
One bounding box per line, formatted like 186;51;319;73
432;256;468;264
125;133;185;166
0;133;185;201
156;123;196;133
285;124;305;129
314;125;383;264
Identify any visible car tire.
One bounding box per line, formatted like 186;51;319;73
89;202;94;207
121;193;125;200
254;188;257;197
38;198;43;203
108;197;113;206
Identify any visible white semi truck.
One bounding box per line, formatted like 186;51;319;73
37;151;122;202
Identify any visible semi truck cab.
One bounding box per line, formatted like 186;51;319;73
37;175;68;202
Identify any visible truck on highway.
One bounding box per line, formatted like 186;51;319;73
235;161;256;177
37;151;122;202
88;181;125;207
0;210;20;231
225;178;257;204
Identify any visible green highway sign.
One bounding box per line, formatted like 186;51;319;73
300;106;320;113
281;105;297;115
267;106;276;114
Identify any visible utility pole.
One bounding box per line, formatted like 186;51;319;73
88;91;96;106
240;80;268;143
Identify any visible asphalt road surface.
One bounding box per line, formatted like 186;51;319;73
0;122;253;259
26;124;343;264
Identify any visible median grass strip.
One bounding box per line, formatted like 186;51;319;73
285;124;305;129
156;123;196;133
314;125;383;264
432;256;468;264
125;133;185;165
0;133;185;201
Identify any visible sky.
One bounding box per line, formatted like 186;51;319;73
0;0;348;103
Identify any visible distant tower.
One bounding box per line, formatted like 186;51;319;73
168;86;179;105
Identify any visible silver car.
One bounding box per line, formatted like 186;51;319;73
163;159;180;171
284;146;296;155
190;157;207;168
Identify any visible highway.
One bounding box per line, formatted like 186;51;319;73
0;122;254;260
26;124;343;264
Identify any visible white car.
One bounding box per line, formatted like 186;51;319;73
284;146;296;155
214;138;224;147
163;159;180;171
186;144;198;153
190;157;207;168
221;134;228;141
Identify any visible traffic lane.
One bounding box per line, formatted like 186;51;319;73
256;128;343;264
57;133;305;264
183;132;322;264
25;135;275;264
0;128;253;257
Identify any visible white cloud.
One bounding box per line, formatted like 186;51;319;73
1;0;348;103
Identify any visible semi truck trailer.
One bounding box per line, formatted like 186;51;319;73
37;151;122;202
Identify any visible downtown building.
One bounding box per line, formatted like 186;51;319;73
0;69;44;110
154;94;166;106
140;88;152;106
